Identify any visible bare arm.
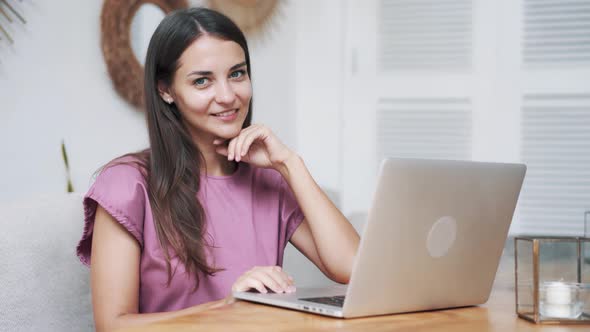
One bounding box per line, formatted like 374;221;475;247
278;155;360;284
90;206;228;331
215;124;360;284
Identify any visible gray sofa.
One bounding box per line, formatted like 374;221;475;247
0;193;94;331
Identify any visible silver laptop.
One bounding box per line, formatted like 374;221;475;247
234;158;527;318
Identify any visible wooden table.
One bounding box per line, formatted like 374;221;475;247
118;256;588;331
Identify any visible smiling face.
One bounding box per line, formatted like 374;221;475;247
159;34;252;146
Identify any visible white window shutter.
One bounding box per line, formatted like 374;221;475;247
378;0;473;71
518;94;590;235
523;0;590;66
376;0;474;162
516;0;590;236
340;0;590;234
377;98;472;161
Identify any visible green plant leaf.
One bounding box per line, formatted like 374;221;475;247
61;140;70;170
61;140;74;192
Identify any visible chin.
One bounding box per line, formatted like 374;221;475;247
215;125;243;139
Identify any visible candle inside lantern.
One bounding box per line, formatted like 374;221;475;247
540;281;583;319
546;282;571;304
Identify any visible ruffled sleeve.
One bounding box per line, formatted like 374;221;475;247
278;176;305;247
76;162;148;266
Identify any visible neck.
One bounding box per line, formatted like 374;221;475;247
193;134;236;177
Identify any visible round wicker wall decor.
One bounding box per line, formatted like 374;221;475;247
100;0;188;110
208;0;280;36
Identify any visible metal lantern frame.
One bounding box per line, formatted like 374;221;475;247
515;236;590;324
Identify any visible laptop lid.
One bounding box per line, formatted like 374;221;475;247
342;158;526;317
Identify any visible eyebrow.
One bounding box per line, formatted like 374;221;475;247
186;61;247;77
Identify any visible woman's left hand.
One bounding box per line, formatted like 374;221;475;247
213;124;294;170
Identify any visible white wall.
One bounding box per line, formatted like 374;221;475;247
0;0;147;203
283;0;348;286
249;1;298;149
294;0;345;202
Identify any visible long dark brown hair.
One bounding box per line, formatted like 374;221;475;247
116;7;253;290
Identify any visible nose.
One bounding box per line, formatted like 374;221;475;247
215;80;236;105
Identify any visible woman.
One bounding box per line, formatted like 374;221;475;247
77;7;359;331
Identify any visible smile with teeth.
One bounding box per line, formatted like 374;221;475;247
213;109;238;117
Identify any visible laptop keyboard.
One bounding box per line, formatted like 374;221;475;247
300;295;345;307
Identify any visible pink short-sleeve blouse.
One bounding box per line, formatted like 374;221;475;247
76;161;304;313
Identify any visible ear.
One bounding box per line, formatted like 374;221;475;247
157;81;174;104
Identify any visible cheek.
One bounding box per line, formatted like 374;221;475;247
235;82;253;103
181;89;215;114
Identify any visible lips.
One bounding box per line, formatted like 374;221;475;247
212;109;238;117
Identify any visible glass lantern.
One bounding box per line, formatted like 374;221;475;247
515;236;590;324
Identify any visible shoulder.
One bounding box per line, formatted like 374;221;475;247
88;155;149;204
95;156;147;186
78;156;149;265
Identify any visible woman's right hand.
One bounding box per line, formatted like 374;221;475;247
231;266;296;294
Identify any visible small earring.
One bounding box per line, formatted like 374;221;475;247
166;98;173;104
